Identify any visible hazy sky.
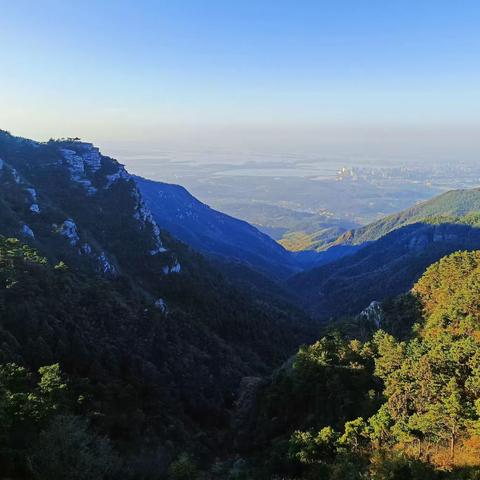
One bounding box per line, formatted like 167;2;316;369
1;0;480;161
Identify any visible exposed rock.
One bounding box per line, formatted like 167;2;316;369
26;187;37;201
11;168;20;184
359;300;384;328
131;189;166;255
60;219;80;246
80;243;92;255
21;224;34;239
154;298;167;313
59;146;98;195
29;204;40;214
136;176;301;279
105;166;130;188
78;143;102;172
162;262;181;275
97;252;117;275
60;148;84;175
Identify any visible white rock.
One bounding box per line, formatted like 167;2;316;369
105;166;130;188
75;178;97;195
98;252;117;275
150;245;167;255
359;301;384;328
21;224;35;239
59;147;98;194
11;168;20;184
80;243;92;255
30;204;40;213
162;262;181;274
131;189;166;255
60;219;80;246
26;187;37;201
79;144;102;171
60;148;85;175
154;298;167;313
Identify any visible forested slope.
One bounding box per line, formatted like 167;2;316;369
225;250;480;480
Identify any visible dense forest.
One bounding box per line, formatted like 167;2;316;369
2;241;480;478
1;130;480;479
218;250;480;479
291;219;480;319
0;130;315;478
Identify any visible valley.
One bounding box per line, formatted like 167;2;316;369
4;2;480;478
113;145;480;253
0;130;480;479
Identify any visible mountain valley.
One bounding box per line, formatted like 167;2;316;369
1;130;480;479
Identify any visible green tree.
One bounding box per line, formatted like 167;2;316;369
167;453;198;480
28;415;118;480
338;418;370;453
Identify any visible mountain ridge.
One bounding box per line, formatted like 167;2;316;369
135;175;301;279
290;219;480;319
331;186;480;247
0;129;316;462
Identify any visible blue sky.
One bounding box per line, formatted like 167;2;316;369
1;0;480;159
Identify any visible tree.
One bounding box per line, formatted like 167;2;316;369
289;426;339;466
442;378;469;464
338;418;370;453
167;453;198;480
28;415;118;480
368;404;393;448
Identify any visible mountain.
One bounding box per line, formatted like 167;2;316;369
278;224;351;252
224;202;356;252
295;187;480;271
240;251;480;479
135;176;301;279
332;187;480;247
2;129;479;479
0;130;315;475
290;220;480;319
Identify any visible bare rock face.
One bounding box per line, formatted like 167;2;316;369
131;188;166;255
59;219;80;246
162;261;181;275
26;187;40;213
97;252;117;275
359;300;384;328
78;143;102;172
26;187;37;201
59;144;100;195
21;224;35;239
136;176;301;280
105;165;130;188
155;298;167;313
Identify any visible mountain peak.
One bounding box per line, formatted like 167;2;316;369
0;131;177;283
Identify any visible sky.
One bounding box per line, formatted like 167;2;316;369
1;0;480;162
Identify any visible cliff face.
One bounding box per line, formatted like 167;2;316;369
0;130;315;454
0;131;179;293
135;176;301;279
